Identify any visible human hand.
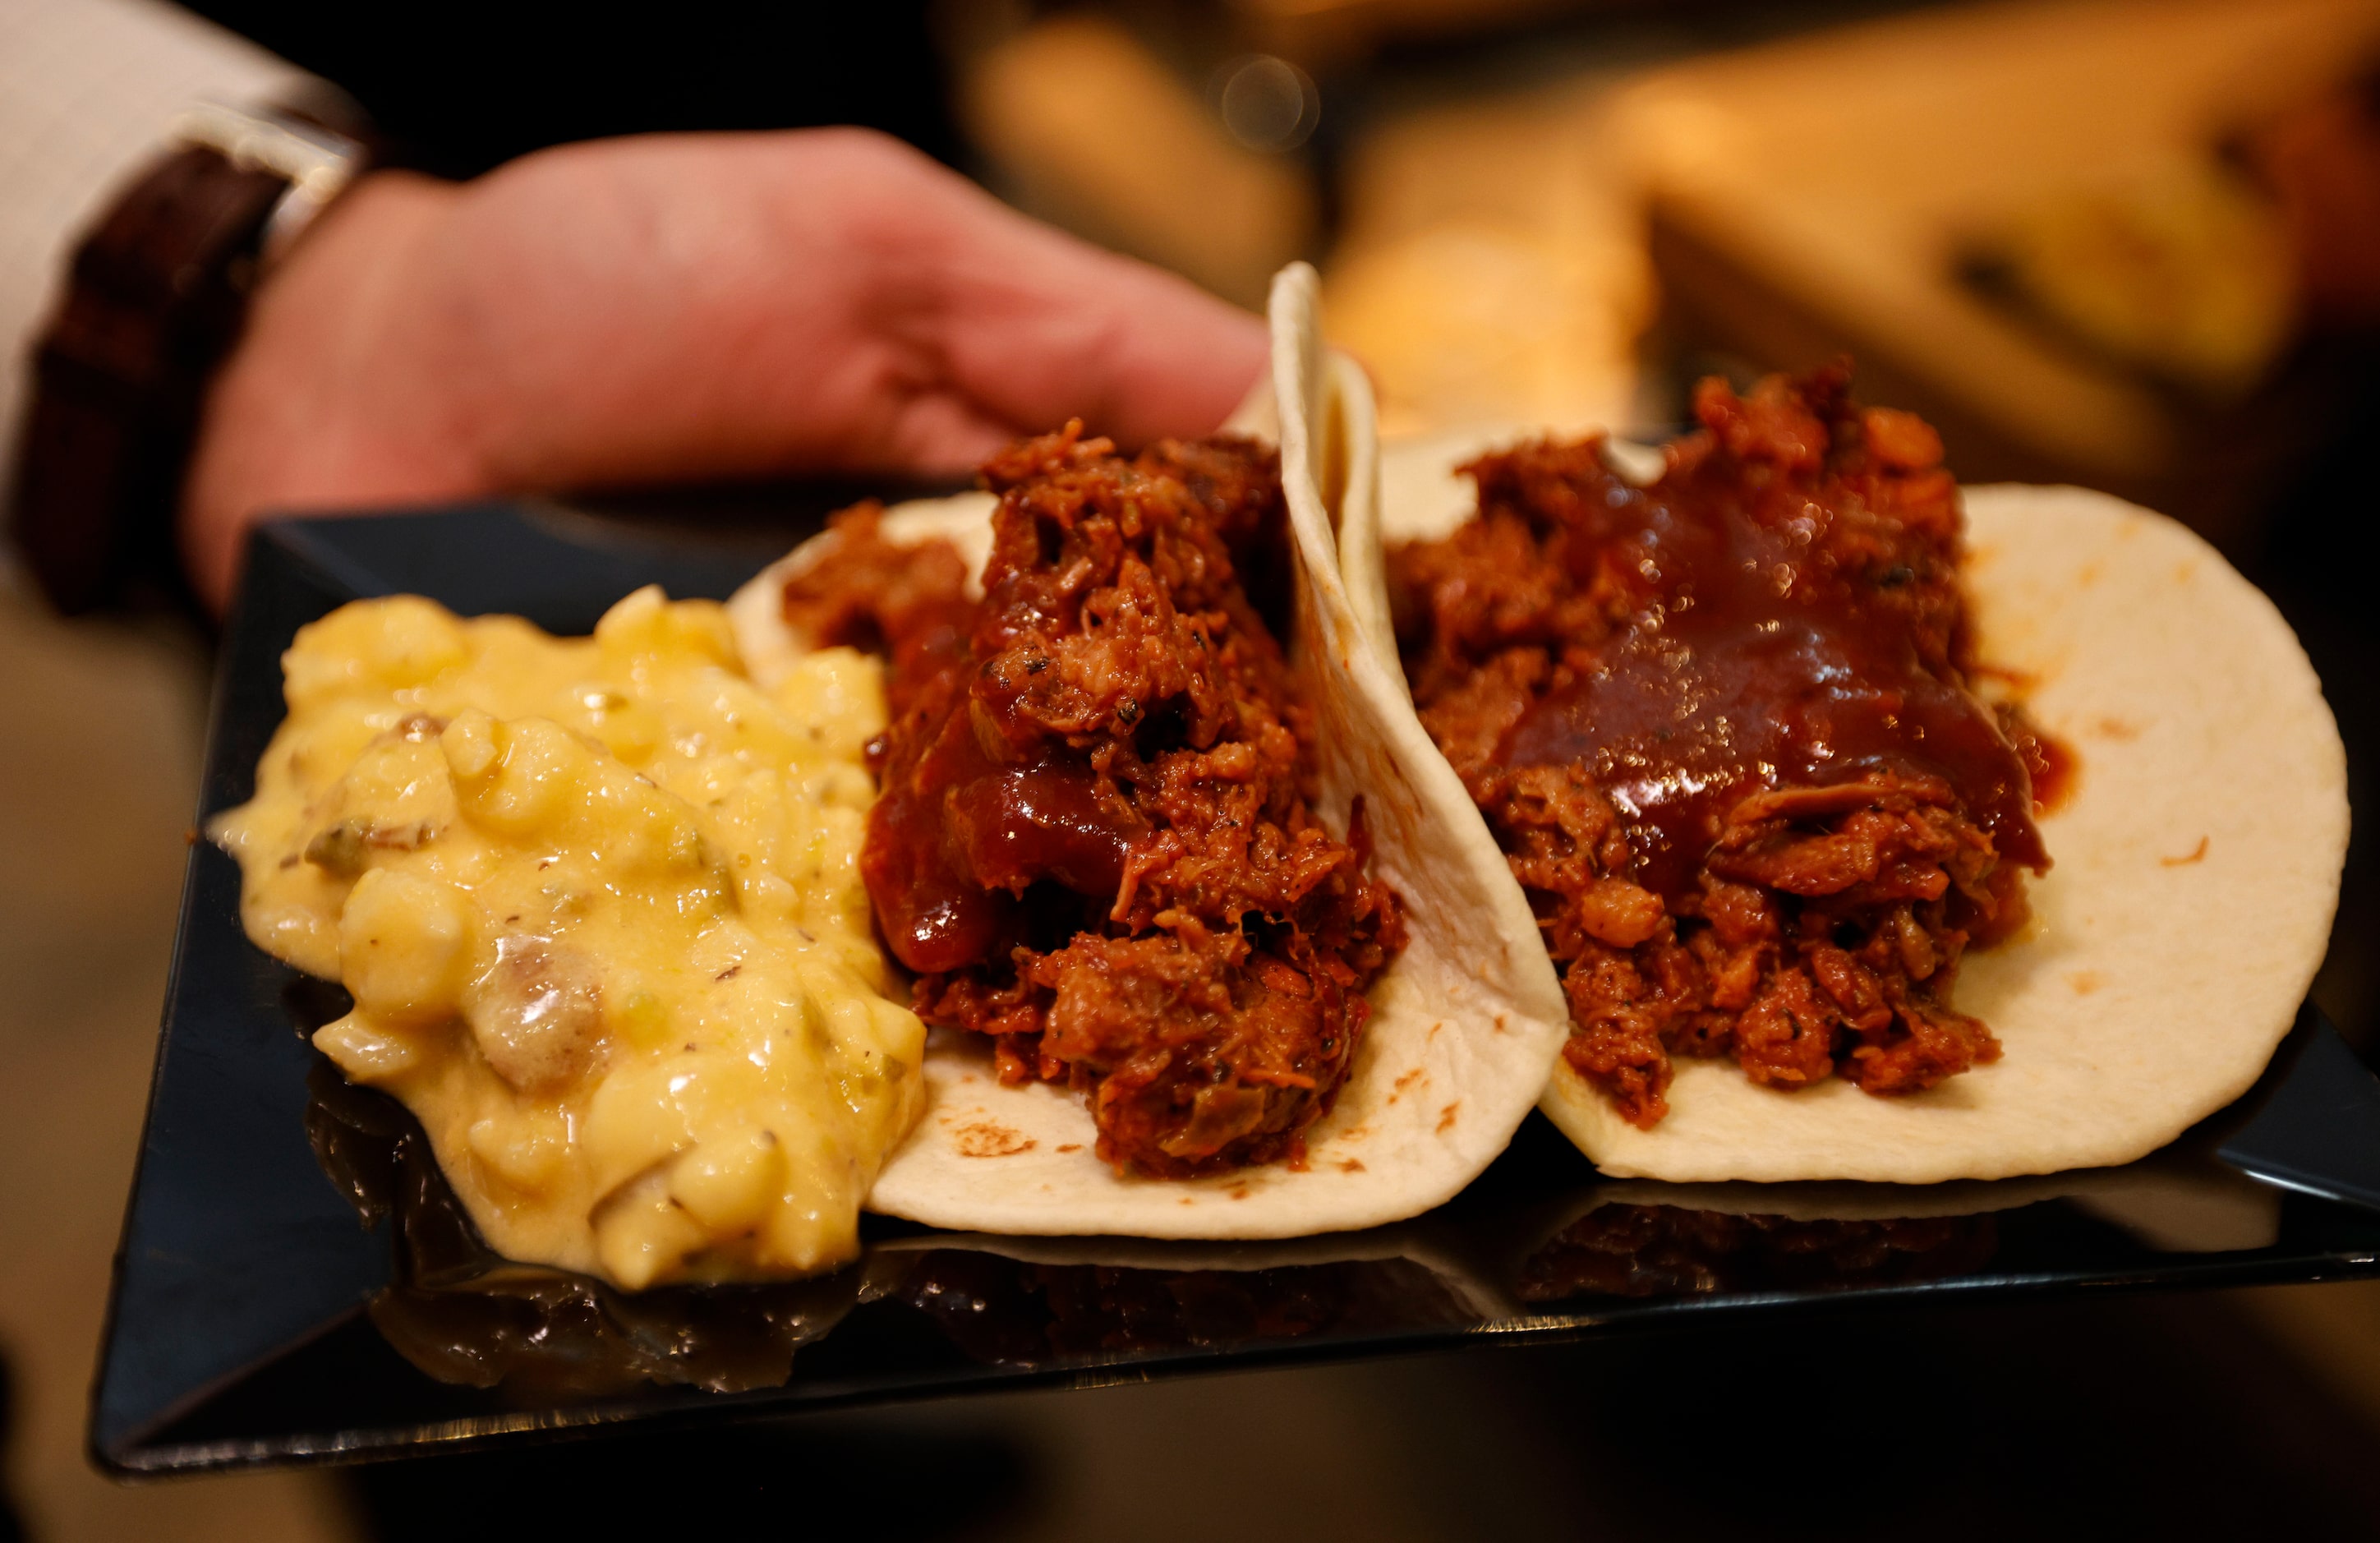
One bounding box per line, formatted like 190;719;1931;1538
181;128;1270;608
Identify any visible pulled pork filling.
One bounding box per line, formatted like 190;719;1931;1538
787;428;1402;1177
1389;369;2051;1129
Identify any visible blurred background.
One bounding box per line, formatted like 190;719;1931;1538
8;0;2380;1536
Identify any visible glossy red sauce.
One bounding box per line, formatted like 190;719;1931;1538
1498;458;2047;902
868;672;1146;974
2025;731;2078;815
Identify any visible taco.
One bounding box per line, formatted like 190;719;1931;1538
725;265;1567;1237
1334;366;2346;1184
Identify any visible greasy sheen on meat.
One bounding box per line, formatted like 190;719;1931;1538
1390;367;2051;1129
791;426;1403;1178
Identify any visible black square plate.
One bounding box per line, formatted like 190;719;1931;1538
93;502;2380;1473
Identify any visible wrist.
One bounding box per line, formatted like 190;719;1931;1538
7;99;377;615
181;170;468;608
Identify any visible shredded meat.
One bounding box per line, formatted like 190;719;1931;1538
1391;367;2051;1127
800;426;1402;1177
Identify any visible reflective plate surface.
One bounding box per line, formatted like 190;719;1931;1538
94;503;2380;1473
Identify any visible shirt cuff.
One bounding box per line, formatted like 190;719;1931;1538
0;0;317;458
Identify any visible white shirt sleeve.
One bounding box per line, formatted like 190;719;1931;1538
0;0;316;446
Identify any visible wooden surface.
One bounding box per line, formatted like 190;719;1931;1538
1321;74;1655;437
1611;0;2380;532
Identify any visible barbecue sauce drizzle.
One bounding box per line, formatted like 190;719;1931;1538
1393;368;2054;1126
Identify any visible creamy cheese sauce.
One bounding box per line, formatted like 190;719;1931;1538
211;587;923;1289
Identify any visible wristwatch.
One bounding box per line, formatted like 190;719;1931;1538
7;100;372;613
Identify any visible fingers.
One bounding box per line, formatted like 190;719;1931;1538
859;385;1018;477
463;128;1269;477
857;142;1272;449
938;240;1272;450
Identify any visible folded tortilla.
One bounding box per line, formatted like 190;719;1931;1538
726;265;1567;1237
1334;420;2349;1184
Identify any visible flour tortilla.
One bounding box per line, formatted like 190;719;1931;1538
726;264;1566;1237
1344;431;2348;1184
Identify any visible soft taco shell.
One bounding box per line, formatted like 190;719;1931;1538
724;265;1567;1237
1342;432;2347;1184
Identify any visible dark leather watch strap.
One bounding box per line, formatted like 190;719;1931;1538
9;145;294;612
